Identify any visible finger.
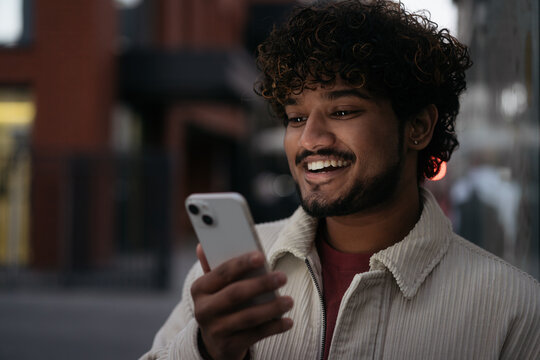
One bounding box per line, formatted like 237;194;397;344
217;271;286;311
193;251;265;294
196;244;211;273
202;317;293;360
226;296;294;331
200;296;293;345
231;316;294;351
195;272;288;325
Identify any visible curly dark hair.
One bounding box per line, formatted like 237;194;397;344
255;0;472;180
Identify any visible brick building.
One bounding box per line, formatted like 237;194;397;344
0;0;298;285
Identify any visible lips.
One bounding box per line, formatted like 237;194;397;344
296;149;355;165
300;156;352;189
295;149;355;185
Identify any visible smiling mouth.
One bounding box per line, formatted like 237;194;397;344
306;159;351;172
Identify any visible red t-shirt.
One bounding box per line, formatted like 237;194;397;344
317;237;372;360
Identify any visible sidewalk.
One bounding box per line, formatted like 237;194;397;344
0;241;198;360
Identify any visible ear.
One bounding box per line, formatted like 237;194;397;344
406;104;438;150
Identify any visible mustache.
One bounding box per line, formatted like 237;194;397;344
295;148;356;166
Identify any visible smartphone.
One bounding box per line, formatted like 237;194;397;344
185;192;277;305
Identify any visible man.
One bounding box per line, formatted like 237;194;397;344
142;1;540;359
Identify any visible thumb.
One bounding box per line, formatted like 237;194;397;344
196;244;211;273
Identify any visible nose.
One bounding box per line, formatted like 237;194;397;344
299;113;335;151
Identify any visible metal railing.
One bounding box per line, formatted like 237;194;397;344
0;151;172;290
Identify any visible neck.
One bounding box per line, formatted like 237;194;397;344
323;186;422;254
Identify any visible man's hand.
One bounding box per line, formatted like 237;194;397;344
191;244;294;360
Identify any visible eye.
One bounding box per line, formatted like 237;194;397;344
285;116;307;127
332;110;359;118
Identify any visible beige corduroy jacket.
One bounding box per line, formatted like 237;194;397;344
141;189;540;360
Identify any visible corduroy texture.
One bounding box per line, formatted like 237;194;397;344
140;189;540;360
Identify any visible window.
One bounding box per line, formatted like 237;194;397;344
0;87;34;266
0;0;33;47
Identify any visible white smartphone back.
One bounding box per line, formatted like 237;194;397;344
185;192;266;270
185;192;276;305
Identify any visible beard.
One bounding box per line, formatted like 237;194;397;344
296;140;405;218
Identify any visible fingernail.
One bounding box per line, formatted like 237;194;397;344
281;296;293;310
273;272;286;286
250;252;263;266
283;318;293;329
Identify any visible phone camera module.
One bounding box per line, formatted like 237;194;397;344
188;204;199;215
202;215;214;226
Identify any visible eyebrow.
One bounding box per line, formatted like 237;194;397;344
324;89;372;101
284;88;372;106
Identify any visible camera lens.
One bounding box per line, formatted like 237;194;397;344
202;215;213;225
188;204;199;215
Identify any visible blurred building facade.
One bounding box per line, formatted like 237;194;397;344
0;0;538;288
442;0;539;277
0;0;297;288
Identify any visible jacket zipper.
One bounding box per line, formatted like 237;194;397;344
305;259;326;360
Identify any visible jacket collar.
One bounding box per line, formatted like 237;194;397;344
267;188;452;299
268;206;318;268
369;189;452;298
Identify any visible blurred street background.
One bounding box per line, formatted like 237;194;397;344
0;238;196;359
0;0;538;359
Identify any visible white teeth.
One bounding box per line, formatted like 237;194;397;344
307;159;350;171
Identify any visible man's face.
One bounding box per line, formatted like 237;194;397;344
283;82;406;217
